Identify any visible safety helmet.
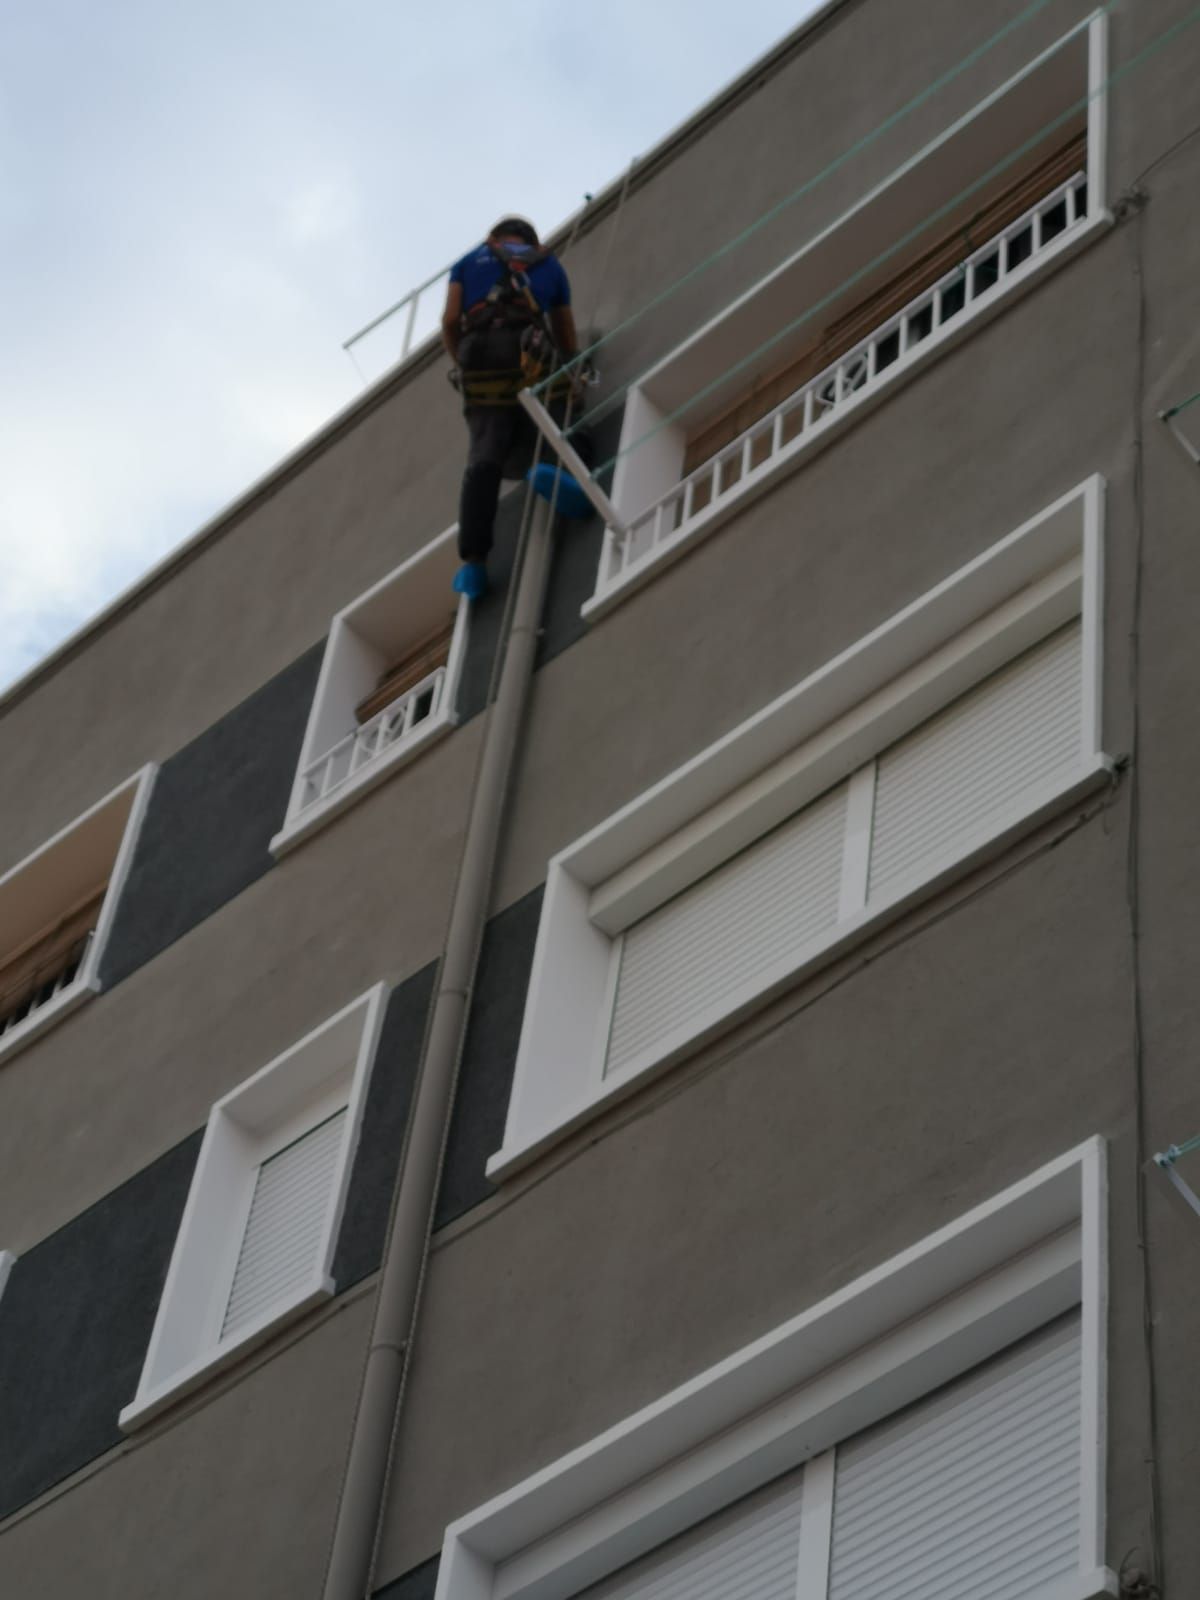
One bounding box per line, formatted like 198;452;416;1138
489;215;539;247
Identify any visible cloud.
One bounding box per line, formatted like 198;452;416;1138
1;0;817;693
283;176;361;247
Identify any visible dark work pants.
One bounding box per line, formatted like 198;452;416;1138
456;327;596;563
459;403;530;562
458;327;528;563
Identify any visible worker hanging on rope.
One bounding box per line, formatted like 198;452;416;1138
442;215;593;599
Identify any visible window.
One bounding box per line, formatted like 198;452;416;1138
272;526;469;855
678;133;1087;492
586;12;1110;618
580;1317;1082;1600
492;480;1109;1178
119;985;386;1430
0;766;156;1063
435;1141;1113;1600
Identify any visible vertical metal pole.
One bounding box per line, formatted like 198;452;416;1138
321;496;558;1600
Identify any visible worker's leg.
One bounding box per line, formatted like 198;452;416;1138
458;405;521;562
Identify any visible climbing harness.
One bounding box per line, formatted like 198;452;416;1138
456;240;594;406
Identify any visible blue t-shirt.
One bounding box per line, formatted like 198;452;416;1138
449;241;571;314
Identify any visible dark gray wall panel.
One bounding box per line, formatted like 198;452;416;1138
375;1554;439;1599
0;884;539;1524
98;643;324;988
335;885;544;1285
537;412;622;669
455;408;623;724
0;1131;201;1520
435;885;544;1229
456;488;527;725
333;964;438;1293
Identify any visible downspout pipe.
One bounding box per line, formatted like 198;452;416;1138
322;493;558;1600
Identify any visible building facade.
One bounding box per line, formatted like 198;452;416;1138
2;1;1199;1596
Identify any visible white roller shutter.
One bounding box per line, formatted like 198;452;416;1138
221;1108;346;1341
579;1467;804;1600
868;621;1083;904
827;1314;1082;1600
605;782;847;1076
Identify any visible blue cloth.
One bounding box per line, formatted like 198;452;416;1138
452;561;489;599
527;463;593;521
449;241;571;314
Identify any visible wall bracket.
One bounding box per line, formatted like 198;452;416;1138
1151;1135;1200;1220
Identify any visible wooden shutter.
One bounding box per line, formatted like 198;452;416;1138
0;883;106;1023
221;1108;346;1342
355;617;456;725
605;783;847;1076
827;1314;1083;1600
868;621;1082;905
681;134;1087;476
578;1466;805;1600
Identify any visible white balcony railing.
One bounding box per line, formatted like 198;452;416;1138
298;665;449;813
596;171;1090;599
0;931;93;1041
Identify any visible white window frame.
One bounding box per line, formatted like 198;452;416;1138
491;479;1111;1179
271;526;469;856
0;764;157;1067
584;12;1110;620
119;983;387;1430
438;1140;1114;1600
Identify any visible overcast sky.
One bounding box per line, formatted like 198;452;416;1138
0;1;822;692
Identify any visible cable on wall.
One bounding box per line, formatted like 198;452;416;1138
578;4;1200;484
1122;186;1166;1598
541;0;1082;388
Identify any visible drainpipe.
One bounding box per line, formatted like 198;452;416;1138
322;492;558;1600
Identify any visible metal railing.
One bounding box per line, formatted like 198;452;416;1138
596;171;1090;598
343;262;455;372
298;666;449;813
0;930;93;1040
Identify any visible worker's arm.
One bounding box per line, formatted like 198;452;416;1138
442;281;464;361
550;304;577;358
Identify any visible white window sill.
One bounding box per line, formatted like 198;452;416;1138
270;709;457;858
119;1276;334;1431
487;753;1113;1181
582;211;1112;624
0;976;97;1068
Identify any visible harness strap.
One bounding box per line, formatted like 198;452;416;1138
458;240;574;405
462;298;541;330
459;368;527;406
461;239;554;332
460;362;580;408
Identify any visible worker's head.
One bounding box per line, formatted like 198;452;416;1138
489;215;539;249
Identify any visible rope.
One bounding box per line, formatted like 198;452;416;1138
579;156;637;342
532;0;1078;398
1161;388;1200;421
585;2;1200;482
